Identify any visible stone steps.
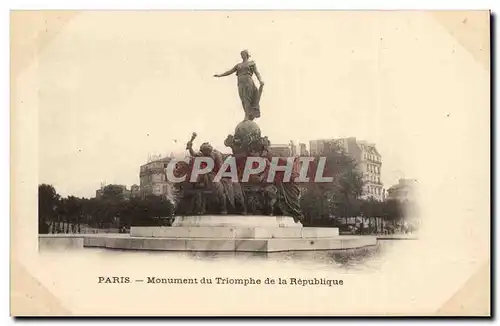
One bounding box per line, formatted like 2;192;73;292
130;226;339;239
83;235;377;253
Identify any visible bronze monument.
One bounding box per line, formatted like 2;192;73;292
173;51;303;222
214;49;265;121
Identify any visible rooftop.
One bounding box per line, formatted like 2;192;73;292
388;179;418;191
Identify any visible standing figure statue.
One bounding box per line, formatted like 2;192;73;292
214;49;265;121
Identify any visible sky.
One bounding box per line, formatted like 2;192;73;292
34;11;489;198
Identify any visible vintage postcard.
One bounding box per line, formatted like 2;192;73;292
11;10;490;316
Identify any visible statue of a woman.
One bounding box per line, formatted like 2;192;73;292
214;50;265;121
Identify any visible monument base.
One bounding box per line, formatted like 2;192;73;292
81;215;377;253
170;215;301;228
130;226;339;239
83;235;376;252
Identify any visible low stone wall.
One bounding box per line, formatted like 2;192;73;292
83;234;376;252
38;233;377;253
39;234;84;250
377;234;419;240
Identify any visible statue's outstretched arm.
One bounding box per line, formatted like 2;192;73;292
214;65;237;78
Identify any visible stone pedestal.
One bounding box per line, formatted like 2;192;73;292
82;215;377;252
170;215;301;228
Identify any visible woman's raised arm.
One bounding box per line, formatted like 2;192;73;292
214;65;237;78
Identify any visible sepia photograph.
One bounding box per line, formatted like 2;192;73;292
10;10;491;316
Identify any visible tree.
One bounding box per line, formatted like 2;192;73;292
360;198;384;218
382;199;404;222
82;197;101;227
58;196;85;232
300;186;332;224
126;195;174;227
102;185;125;201
89;185;127;228
300;142;364;224
38;184;60;234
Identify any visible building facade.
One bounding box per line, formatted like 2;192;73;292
308;139;324;156
139;157;174;199
268;144;292;157
298;143;308;156
387;178;419;224
387;179;418;202
309;137;383;201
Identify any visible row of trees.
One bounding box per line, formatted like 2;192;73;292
299;143;417;226
38;184;174;234
301;195;411;226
